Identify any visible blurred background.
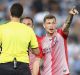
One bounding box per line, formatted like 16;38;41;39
0;0;80;75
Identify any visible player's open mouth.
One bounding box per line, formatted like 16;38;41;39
49;29;54;30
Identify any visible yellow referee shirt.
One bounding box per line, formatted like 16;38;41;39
0;22;38;63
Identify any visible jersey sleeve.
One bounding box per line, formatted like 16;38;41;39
57;28;68;39
30;29;38;48
0;26;2;46
35;36;43;58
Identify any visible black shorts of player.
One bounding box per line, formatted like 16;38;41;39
0;62;31;75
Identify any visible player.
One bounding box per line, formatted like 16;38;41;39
33;8;78;75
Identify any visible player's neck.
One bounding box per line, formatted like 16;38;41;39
11;17;20;22
47;33;53;37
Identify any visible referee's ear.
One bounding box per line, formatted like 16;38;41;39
32;25;34;29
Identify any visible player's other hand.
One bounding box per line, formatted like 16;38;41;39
69;8;79;15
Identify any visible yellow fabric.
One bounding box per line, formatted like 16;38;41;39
0;22;38;63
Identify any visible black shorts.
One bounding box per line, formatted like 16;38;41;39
0;62;31;75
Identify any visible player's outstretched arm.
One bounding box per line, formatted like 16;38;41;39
62;8;79;35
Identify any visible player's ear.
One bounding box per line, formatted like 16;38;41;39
43;24;45;28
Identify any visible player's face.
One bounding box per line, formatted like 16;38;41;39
22;19;33;28
44;18;56;34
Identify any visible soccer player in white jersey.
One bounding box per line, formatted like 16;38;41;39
33;8;78;75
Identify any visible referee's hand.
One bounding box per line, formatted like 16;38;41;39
69;8;79;15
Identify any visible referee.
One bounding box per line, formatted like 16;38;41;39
0;3;40;75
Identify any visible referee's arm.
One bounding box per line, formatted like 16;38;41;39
31;47;40;55
30;28;40;55
0;26;2;54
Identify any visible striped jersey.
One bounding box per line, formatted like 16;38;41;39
41;29;69;75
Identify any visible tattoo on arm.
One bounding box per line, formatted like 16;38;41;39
63;14;73;32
